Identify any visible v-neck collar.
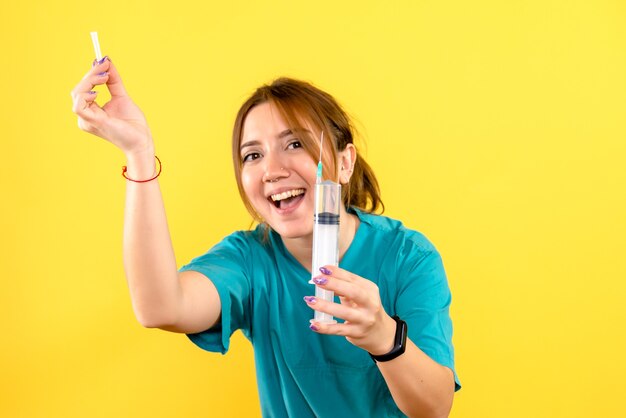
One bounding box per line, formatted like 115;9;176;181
269;207;368;277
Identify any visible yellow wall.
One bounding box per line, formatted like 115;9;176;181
1;1;625;417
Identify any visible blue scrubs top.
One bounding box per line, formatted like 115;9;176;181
180;208;460;417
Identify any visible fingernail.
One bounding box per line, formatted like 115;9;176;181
97;71;108;77
97;56;109;65
309;323;319;331
303;296;317;304
88;91;97;94
92;59;97;67
312;276;328;285
319;267;332;275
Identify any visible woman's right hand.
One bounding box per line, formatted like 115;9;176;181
71;57;153;157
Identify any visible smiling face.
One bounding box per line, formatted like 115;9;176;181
240;102;319;239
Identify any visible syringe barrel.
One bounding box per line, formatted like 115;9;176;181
311;180;341;324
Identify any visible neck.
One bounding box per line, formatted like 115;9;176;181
281;206;359;272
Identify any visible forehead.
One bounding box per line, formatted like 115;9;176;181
241;102;289;141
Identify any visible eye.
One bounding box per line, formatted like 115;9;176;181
242;152;261;163
287;140;303;150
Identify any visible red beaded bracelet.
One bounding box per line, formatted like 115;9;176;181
122;156;162;183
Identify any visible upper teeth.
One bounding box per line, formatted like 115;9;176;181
271;189;304;201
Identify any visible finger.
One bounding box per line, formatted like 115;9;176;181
72;90;95;116
309;320;362;337
339;296;358;308
104;60;128;97
88;70;110;87
318;265;364;285
303;295;364;323
312;276;370;305
72;90;106;120
70;61;112;101
80;90;98;108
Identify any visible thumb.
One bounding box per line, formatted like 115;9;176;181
104;59;128;98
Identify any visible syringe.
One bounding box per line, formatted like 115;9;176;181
309;132;341;324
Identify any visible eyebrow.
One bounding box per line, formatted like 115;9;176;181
240;129;307;151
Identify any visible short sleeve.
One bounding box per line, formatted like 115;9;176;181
395;241;461;391
178;232;252;354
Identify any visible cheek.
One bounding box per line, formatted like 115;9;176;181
240;172;254;197
240;169;264;207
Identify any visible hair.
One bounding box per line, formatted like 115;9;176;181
232;77;384;223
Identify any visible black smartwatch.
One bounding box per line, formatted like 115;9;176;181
369;316;408;362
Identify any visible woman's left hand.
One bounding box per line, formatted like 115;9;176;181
304;265;398;355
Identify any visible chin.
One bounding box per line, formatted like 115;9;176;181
269;222;313;240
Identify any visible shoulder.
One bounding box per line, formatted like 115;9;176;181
349;209;450;307
215;225;269;252
352;208;438;256
182;225;271;268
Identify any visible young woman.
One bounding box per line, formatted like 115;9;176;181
71;56;461;418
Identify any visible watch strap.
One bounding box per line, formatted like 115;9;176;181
369;315;408;362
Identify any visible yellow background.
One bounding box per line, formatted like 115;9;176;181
1;0;625;417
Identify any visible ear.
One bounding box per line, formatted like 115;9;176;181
338;144;357;185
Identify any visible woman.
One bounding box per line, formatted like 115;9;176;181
71;56;460;418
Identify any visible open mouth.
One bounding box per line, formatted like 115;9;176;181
269;188;305;210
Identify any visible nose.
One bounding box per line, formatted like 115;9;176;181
262;153;289;183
